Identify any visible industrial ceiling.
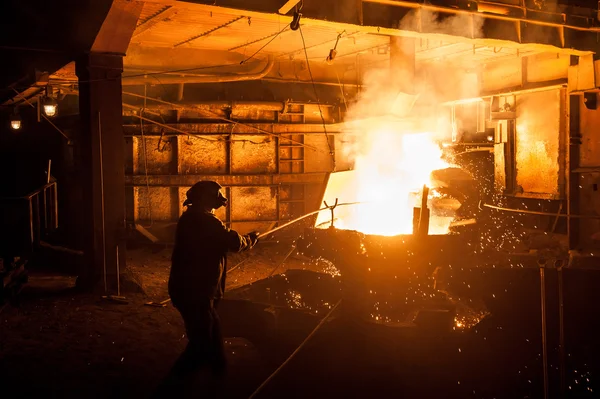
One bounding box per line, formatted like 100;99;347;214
3;0;597;106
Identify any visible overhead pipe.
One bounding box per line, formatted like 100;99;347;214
121;56;274;85
127;101;286;113
363;0;600;33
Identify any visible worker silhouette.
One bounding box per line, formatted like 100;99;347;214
158;181;258;396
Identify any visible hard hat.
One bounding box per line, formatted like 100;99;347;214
184;181;224;207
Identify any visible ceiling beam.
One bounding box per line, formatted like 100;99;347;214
174;15;246;47
228;25;293;51
132;5;178;38
150;1;595;56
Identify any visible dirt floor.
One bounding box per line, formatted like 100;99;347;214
0;241;328;399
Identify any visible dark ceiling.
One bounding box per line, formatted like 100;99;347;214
0;0;113;103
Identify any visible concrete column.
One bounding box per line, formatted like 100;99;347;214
390;36;416;94
75;53;126;291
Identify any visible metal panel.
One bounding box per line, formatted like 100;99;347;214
134;187;176;221
481;58;522;92
580;96;600;168
578;173;600;249
132;136;174;174
334;133;355;171
125;173;328;186
230;135;277;173
177;135;228;174
494;143;506;192
515;89;561;197
526;53;569;83
230;186;277;221
304;135;334;173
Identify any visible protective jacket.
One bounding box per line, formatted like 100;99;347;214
169;207;254;303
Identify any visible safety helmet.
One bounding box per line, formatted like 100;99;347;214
184;181;228;209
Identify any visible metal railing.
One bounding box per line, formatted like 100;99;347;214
0;181;58;255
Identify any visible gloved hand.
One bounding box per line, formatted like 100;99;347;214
248;231;260;247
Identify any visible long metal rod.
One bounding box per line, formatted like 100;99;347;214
540;265;549;399
268;246;296;278
99;112;108;294
364;0;600;33
247;299;342;399
483;202;600;219
558;266;566;397
259;201;364;238
116;245;121;297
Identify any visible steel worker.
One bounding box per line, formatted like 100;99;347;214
168;180;259;378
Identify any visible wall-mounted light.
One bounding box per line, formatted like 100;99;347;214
326;31;344;65
43;96;58;117
290;9;301;30
10;109;22;130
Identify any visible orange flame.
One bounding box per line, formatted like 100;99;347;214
317;120;454;236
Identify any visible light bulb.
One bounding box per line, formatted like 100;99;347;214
43;103;57;117
10;119;21;130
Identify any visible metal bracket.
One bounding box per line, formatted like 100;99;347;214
323;198;339;228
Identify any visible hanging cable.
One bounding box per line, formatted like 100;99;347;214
121;91;321;150
334;68;349;112
140;84;153;226
241;24;291;65
247;299;342;399
298;23;336;171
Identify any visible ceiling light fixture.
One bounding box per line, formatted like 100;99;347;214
326;31;345;65
43;96;58;117
290;9;301;31
10;108;22;130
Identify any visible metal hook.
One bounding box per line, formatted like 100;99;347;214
323;198;339;228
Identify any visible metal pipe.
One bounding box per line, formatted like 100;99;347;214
125;101;286;112
363;0;600;33
259;201;364;238
247;299;342;399
99;112;108;294
121;56;274;85
539;262;549;399
483;202;600;219
558;264;566;397
116;245;121;297
122;92;315;149
268;246;297;278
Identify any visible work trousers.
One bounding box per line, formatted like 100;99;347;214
172;298;226;377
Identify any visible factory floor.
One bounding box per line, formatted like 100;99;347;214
1;241;598;399
0;242;326;399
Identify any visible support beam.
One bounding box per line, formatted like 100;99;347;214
91;0;143;54
568;94;582;250
148;0;597;54
76;53;127;292
133;6;177;38
125;173;329;187
390;36;415;95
